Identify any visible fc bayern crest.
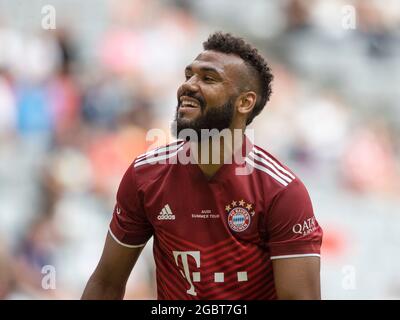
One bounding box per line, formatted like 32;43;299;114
225;200;255;232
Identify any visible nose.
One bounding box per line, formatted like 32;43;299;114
180;75;200;94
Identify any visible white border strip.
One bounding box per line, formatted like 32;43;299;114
270;253;320;260
245;158;288;186
136;140;184;161
249;151;292;183
252;148;296;179
134;145;184;168
108;227;147;249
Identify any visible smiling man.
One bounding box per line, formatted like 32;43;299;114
82;32;323;300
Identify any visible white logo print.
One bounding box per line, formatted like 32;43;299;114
292;217;317;235
157;204;176;220
172;250;249;296
173;251;200;296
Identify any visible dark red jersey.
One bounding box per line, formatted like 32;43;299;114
109;137;323;300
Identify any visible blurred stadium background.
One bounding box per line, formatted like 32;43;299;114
0;0;400;299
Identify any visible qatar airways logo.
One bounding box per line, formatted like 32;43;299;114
292;217;317;236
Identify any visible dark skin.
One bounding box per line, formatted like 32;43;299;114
81;50;321;300
178;50;257;178
178;50;257;134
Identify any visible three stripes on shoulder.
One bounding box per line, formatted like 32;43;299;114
134;141;185;168
246;147;295;187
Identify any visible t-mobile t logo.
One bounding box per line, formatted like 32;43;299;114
172;251;200;296
172;250;249;296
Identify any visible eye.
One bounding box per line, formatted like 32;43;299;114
204;76;215;82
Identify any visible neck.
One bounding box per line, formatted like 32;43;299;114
191;128;246;178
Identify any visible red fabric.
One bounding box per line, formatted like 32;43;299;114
266;179;323;258
109;138;323;300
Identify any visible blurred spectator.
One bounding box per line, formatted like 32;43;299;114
342;119;399;196
285;0;314;32
16;82;53;136
14;215;63;299
0;69;16;136
0;240;16;299
355;0;400;59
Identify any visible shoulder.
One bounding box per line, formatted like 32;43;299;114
131;139;186;180
246;144;298;190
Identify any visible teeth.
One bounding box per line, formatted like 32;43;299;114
182;100;199;107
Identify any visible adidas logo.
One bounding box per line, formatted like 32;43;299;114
157;204;176;220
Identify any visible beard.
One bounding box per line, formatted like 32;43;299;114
171;98;235;142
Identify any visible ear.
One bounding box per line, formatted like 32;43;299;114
236;91;257;116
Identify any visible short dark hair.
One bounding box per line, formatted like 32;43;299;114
203;32;273;125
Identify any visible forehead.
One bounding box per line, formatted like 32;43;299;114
188;50;246;77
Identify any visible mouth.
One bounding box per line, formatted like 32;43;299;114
179;96;201;109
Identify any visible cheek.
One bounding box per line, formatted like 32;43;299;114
201;86;228;106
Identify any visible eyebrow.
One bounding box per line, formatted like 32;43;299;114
185;65;222;76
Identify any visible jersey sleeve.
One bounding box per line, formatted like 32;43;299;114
109;163;153;248
265;179;323;259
